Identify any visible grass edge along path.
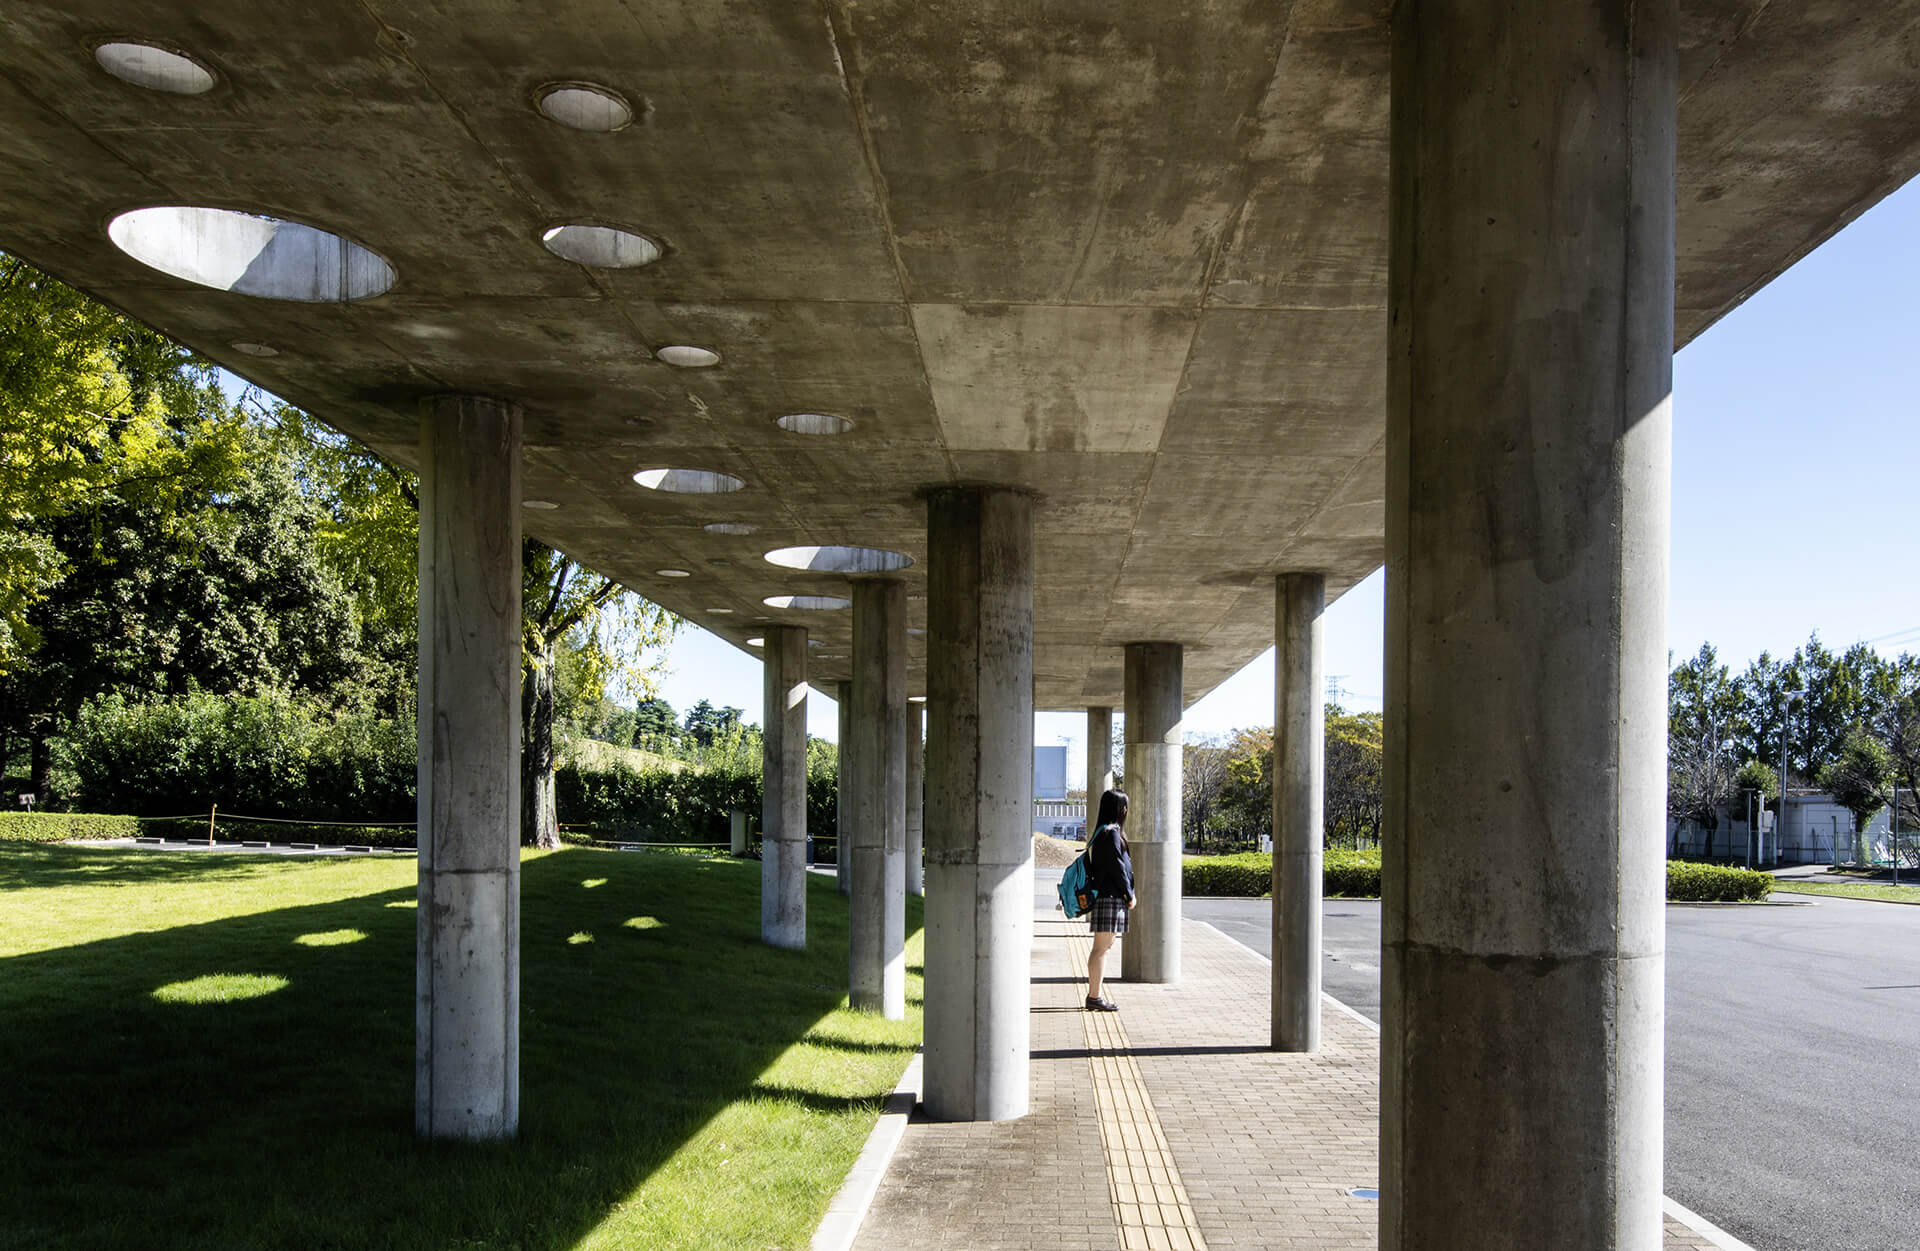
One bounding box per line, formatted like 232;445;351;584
0;843;921;1251
1772;879;1920;905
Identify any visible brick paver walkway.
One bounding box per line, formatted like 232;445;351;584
854;908;1725;1250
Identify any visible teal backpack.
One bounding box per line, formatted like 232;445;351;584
1058;850;1096;919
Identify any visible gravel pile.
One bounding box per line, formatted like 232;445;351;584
1031;832;1083;868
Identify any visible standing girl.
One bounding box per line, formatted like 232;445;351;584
1084;788;1134;1011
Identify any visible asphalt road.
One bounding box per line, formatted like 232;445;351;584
1185;894;1920;1251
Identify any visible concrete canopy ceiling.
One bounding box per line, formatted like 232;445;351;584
3;1;1918;708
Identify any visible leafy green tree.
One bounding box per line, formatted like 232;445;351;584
0;252;240;664
1819;726;1895;865
1324;706;1384;848
0;422;361;800
522;541;677;848
1216;725;1272;846
681;699;744;749
1669;644;1746;829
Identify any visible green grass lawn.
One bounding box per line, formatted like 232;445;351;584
1771;879;1920;905
0;844;922;1251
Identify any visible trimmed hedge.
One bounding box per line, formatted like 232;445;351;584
1183;851;1775;903
555;762;838;845
1667;861;1773;902
1181;849;1383;898
0;812;145;843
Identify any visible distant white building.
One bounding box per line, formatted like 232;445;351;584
1669;789;1904;865
1034;745;1068;799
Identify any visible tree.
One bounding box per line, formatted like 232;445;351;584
1819;726;1895;865
1668;644;1745;830
1324;706;1384;848
1216;725;1273;847
0;252;241;665
0;421;361;800
1182;735;1232;846
681;699;744;749
521;542;677;848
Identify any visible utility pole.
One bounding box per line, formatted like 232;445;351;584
1778;690;1802;868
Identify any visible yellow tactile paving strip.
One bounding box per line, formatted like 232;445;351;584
1065;926;1211;1251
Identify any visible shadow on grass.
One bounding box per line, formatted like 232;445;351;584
0;842;321;890
0;845;923;1251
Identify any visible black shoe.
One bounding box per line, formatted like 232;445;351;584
1085;995;1119;1012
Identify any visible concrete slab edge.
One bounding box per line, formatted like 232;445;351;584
809;1049;921;1251
1661;1196;1760;1251
1194;920;1759;1248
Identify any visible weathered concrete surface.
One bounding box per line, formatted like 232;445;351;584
761;624;808;951
2;1;1913;707
1086;706;1114;818
923;488;1034;1122
1382;0;1674;1245
415;394;521;1140
847;578;907;1018
905;703;924;897
1272;572;1324;1054
837;680;852;897
1120;642;1182;986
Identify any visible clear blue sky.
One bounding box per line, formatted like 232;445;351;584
649;172;1920;764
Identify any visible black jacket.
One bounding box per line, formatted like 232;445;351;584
1087;823;1133;901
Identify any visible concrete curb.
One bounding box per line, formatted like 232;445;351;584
1195;919;1761;1251
809;1050;921;1251
1662;1196;1760;1251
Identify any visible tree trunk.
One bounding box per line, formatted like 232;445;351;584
521;641;561;849
29;736;50;807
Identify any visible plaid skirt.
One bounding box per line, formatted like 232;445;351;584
1089;894;1130;935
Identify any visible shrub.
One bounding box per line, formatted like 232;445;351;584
0;812;145;843
555;760;839;845
1666;861;1773;902
1180;848;1384;898
1324;848;1382;897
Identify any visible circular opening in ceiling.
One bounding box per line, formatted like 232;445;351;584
746;637;765;648
633;467;744;494
704;521;757;536
708;607;734;615
776;412;854;436
656;345;720;368
94;41;215;94
523;499;560;510
763;594;851;612
108;207;395;302
541;223;661;268
764;545;913;574
231;341;278;357
536;83;632;131
655;568;691;578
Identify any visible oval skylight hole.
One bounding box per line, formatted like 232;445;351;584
108;207;395;302
633;467;744;494
94;42;215;94
764;545;913;574
747;637;765;648
537;83;632;132
523;499;561;510
763;595;852;612
777;412;854;436
704;521;757;536
656;345;720;368
542;224;661;268
231;341;278;357
655;568;691;578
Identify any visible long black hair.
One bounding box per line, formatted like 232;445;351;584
1094;788;1129;833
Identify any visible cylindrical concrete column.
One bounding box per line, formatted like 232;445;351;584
415;394;521;1141
1384;2;1674;1246
906;703;925;897
836;680;852;895
1272;573;1325;1052
1121;643;1182;985
1086;705;1114;835
761;625;808;951
923;487;1034;1122
848;579;908;1017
